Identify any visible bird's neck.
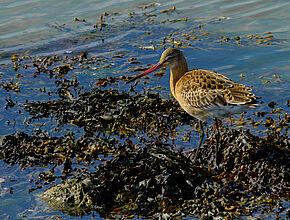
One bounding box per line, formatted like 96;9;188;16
170;55;188;99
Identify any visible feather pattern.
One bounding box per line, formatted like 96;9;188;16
157;47;258;121
174;69;257;120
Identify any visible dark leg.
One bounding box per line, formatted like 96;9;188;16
192;120;204;163
214;118;220;167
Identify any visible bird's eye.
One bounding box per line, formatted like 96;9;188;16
165;55;173;61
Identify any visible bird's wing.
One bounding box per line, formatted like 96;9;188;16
175;69;257;109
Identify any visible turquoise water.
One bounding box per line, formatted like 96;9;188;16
0;0;289;219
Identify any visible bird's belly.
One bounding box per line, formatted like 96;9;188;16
181;104;246;121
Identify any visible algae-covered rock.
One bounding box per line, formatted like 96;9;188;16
42;178;94;216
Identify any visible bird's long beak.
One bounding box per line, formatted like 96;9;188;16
126;62;163;83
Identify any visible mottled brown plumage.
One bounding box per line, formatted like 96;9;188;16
158;48;257;121
127;47;258;163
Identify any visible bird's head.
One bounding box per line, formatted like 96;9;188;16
126;47;184;83
159;47;183;69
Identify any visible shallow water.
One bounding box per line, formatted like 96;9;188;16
0;0;289;219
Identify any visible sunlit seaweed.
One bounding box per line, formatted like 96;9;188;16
39;128;288;219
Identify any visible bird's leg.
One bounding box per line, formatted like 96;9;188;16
192;120;204;163
214;118;220;167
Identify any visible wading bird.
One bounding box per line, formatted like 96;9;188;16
127;48;257;164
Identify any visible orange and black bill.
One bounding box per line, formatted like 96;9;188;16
126;63;163;83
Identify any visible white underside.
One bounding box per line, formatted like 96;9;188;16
184;104;252;121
